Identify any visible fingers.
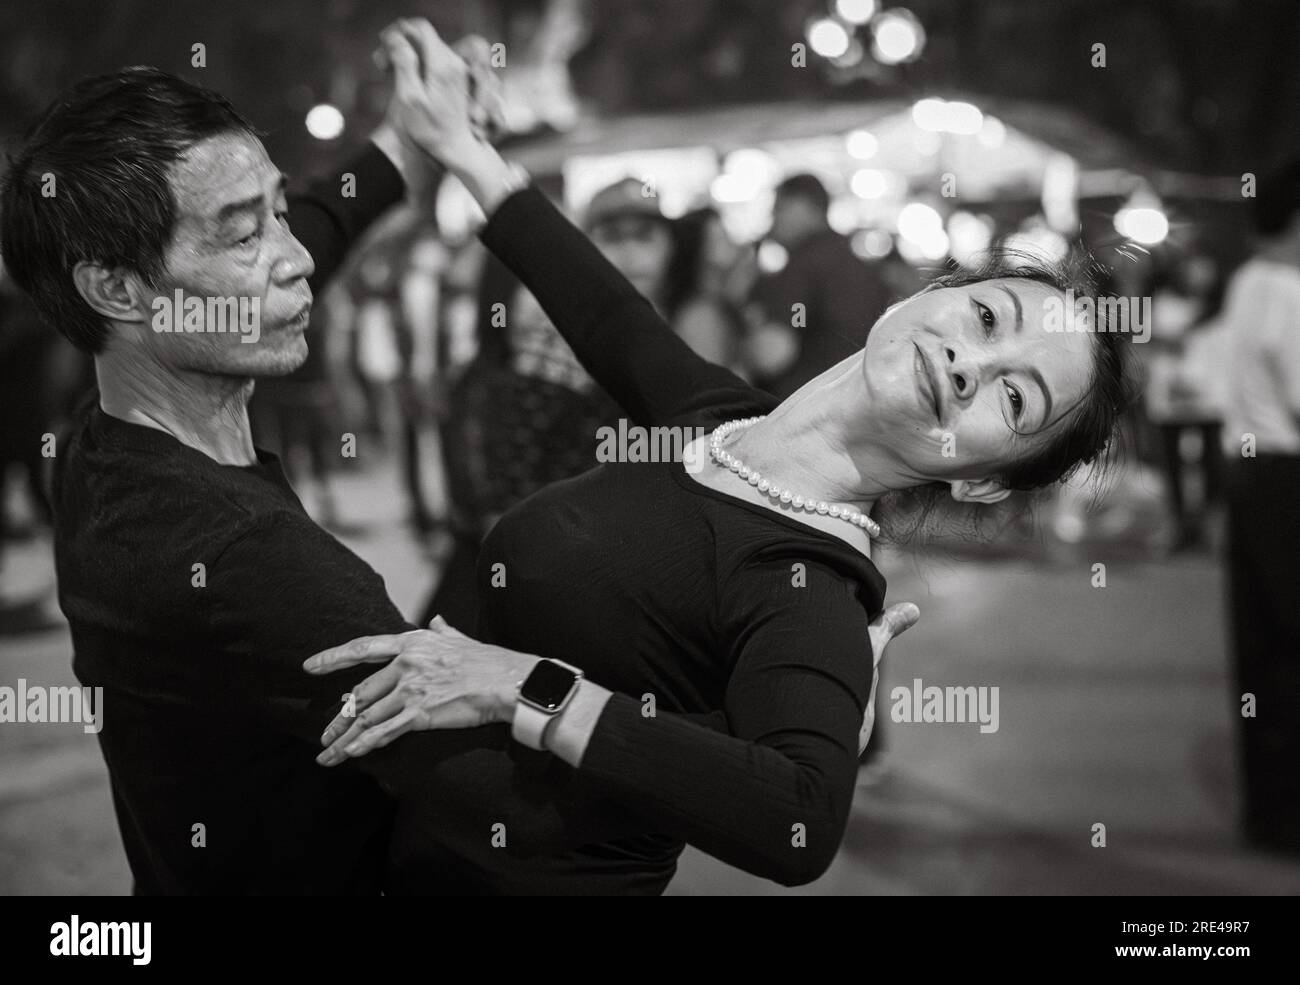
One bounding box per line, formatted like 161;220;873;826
398;17;463;85
303;632;412;673
381;29;424;102
454;34;492;67
318;662;401;745
881;601;921;638
869;601;920;648
317;691;407;765
865;601;919;669
318;707;420;766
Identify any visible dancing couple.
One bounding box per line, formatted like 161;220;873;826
0;19;1132;893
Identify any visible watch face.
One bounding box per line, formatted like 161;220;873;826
520;660;579;711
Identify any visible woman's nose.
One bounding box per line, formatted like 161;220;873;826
941;342;979;400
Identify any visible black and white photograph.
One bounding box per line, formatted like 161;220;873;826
0;0;1295;960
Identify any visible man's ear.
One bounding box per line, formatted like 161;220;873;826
950;477;1012;505
71;261;149;325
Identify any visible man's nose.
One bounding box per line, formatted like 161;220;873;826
273;227;315;285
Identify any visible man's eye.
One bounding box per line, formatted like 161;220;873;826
1005;381;1024;419
977;301;996;334
236;228;262;248
274;209;290;227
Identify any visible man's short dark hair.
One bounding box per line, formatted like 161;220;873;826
774;173;830;216
1253;157;1300;238
0;67;257;352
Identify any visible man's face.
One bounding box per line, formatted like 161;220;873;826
138;132;315;377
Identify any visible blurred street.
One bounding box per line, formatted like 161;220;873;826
3;452;1297;895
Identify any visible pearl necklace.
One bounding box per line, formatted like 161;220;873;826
709;416;881;537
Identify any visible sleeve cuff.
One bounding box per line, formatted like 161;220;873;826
479;184;550;254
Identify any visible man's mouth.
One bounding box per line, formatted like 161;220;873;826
913;341;942;422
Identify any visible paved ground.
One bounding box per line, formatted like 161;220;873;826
2;456;1298;895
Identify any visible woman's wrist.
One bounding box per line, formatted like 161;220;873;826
543;679;614;768
440;136;526;218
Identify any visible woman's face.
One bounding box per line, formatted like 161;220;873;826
859;277;1095;498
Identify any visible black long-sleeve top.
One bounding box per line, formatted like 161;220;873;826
382;186;888;893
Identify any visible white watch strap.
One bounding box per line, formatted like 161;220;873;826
511;700;554;751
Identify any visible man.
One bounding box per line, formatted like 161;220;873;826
0;52;436;892
1219;159;1300;856
748;173;892;399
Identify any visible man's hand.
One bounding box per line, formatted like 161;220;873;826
860;602;920;754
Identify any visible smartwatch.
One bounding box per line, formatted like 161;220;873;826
512;658;584;751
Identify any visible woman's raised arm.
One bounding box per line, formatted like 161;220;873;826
381;20;759;426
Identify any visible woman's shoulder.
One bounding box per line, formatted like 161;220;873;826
708;507;888;619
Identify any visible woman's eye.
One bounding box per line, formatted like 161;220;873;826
977;302;996;334
1005;381;1024;419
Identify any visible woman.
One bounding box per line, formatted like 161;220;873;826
306;23;1134;893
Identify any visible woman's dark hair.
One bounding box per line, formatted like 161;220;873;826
874;245;1139;544
0;67;257;353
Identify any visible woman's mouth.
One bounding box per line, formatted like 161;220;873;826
912;341;942;423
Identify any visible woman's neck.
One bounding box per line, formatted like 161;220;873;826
727;354;912;516
96;347;257;466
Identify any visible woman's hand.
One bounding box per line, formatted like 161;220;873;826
303;616;540;766
379;20;505;165
859;601;920;754
378;19;478;164
378;19;523;215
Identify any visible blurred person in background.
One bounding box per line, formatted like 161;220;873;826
0;263;91;629
1145;254;1226;552
351;252;404;449
878;240;926;301
746;173;892;399
419;185;626;630
396;226;446;535
667;206;752;375
586;177;675;314
1219;159;1300;856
